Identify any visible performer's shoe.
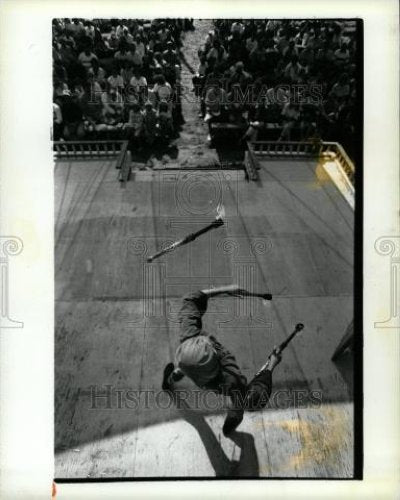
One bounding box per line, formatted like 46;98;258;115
162;363;175;391
222;413;243;436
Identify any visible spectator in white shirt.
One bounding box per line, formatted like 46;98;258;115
107;69;124;90
153;74;172;103
135;35;146;61
279;102;301;140
116;23;128;39
122;28;134;45
78;49;98;70
129;68;148;102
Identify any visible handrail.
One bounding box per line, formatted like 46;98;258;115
116;141;130;183
247;140;355;187
53;140;127;158
53;140;130;183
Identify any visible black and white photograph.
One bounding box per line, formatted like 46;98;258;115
1;1;399;498
53;17;361;479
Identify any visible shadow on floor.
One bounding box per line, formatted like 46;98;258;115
175;396;259;477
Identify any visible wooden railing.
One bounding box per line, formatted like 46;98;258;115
116;141;131;183
246;140;355;186
53;140;128;158
53;140;130;183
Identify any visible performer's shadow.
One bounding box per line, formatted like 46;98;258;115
172;394;259;477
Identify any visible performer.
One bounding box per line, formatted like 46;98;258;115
162;285;282;435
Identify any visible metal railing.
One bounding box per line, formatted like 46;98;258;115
246;140;355;185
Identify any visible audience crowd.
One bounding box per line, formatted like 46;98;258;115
52;18;194;149
53;19;358;159
194;19;358;157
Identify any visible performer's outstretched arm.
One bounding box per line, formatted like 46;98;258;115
201;284;272;300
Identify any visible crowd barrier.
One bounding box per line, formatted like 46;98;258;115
245;140;355;185
53;140;130;183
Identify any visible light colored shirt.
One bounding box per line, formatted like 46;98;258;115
107;75;124;89
129;75;148;92
78;52;98;69
153;82;172;101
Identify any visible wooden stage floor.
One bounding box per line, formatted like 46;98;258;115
55;158;354;478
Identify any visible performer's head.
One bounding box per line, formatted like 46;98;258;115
175;336;220;386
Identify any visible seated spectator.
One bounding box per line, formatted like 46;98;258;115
278;102;301;140
91;59;107;86
58;29;76;50
120;62;134;88
106;31;119;51
334;43;350;65
284;55;307;83
126;102;144;145
93;28;109;57
78;48;98;71
299;45;314;67
192;55;208;96
163;41;179;66
231;20;245;37
242;96;271;142
122;28;134;46
54;80;71;98
58;90;85;139
157;22;170;45
135;35;146;61
153;74;173;104
282;40;299;59
107;68;125;90
204;30;216;53
142;100;158;144
158;99;174;141
228;61;252;88
275;29;290;54
115;22;129;39
154;51;167;70
68;18;85;37
226;83;249;123
129;68;148;102
84;21;96;39
114;46;134;66
204;81;227;123
245;33;258;55
101;87;124;125
329;73;350;100
303;28;316;49
130;44;144;67
206;39;228;66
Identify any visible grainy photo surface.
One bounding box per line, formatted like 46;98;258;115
53;18;361;479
